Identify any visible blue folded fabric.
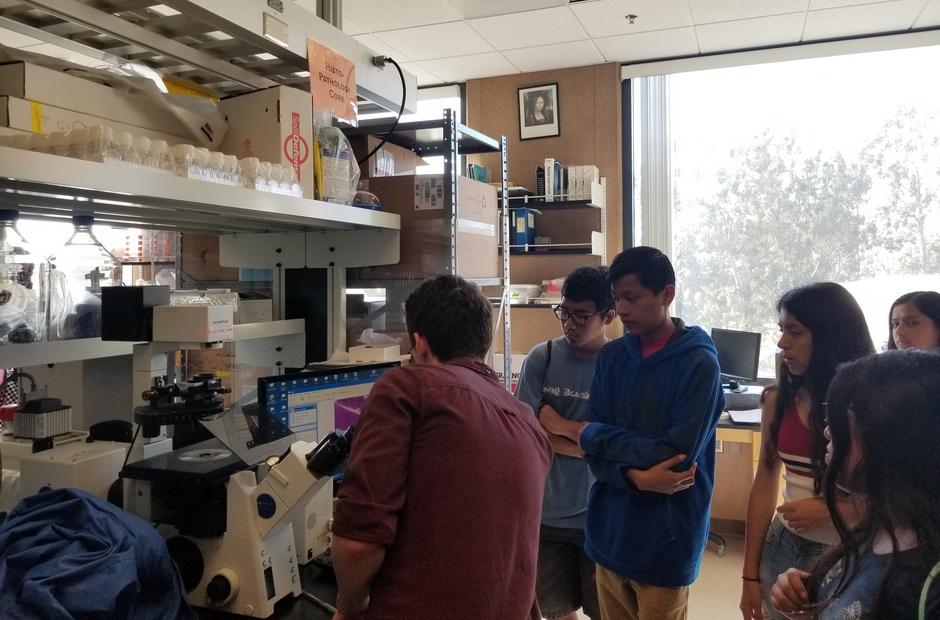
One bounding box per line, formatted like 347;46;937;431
0;487;195;620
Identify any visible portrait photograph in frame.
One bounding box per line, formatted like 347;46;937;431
518;83;559;140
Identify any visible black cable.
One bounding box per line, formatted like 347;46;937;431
356;57;406;166
300;590;337;614
121;424;140;471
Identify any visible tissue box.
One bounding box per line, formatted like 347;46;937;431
349;344;400;362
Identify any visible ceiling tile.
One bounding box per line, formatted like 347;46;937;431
449;0;568;19
469;7;588;50
570;0;694;39
373;21;495;61
353;34;412;62
400;62;445;86
808;0;893;8
341;0;464;32
502;40;605;72
914;0;940;26
803;0;924;39
419;52;520;81
594;27;700;62
696;12;806;52
690;0;809;23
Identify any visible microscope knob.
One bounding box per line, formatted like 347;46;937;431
206;570;238;606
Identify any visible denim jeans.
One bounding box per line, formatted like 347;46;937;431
759;517;830;620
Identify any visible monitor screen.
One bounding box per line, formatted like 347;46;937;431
257;362;399;443
711;328;761;383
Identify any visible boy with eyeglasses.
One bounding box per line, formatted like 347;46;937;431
515;265;614;620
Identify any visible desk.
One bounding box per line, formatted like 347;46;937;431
711;420;762;526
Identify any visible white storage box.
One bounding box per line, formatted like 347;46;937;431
0;95;188;143
219;86;313;198
349;344;400;362
153;304;234;343
0;62;189;137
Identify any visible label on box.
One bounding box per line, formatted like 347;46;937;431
307;40;357;126
415;177;445;210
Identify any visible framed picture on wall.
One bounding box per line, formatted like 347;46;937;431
518;83;559;140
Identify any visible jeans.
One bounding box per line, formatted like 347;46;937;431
759;517;830;620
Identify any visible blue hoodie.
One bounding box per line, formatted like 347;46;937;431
579;319;723;587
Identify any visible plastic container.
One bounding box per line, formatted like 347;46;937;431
49;214;123;339
0;210;47;344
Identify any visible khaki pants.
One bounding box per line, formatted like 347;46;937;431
595;564;690;620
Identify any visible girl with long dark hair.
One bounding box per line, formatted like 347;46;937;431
771;350;940;618
740;283;875;620
887;290;940;351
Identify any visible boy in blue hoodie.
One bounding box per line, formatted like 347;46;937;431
540;246;723;620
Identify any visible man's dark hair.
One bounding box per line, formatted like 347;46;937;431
608;246;675;294
405;275;492;362
562;266;613;312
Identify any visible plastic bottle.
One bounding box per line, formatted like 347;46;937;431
0;210;47;344
49;131;71;157
193;148;210;181
86;126;121;162
258;161;273;193
67;127;89;160
223;155;240;186
171;144;195;177
133;136;152;168
49;215;123;339
149;140;175;173
11;133;32;151
116;132;141;165
207;151;225;184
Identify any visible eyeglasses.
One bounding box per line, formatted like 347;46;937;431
552;305;607;326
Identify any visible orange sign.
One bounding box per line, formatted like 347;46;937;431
307;40;357;126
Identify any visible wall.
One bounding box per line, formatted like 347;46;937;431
467;62;624;353
466;62;623;258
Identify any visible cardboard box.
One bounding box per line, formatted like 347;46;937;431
348;344;400;362
491;353;527;393
184;342;275;405
0;62;189;137
152;304;234;343
360;175;499;279
0;95;189;143
349;134;429;179
219;86;313;198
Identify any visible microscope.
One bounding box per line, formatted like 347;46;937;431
120;372;354;618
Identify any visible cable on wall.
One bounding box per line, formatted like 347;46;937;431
357;56;407;166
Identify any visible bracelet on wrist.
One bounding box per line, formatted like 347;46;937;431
742;575;760;582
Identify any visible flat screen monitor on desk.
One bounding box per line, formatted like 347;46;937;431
711;328;761;393
258;361;399;444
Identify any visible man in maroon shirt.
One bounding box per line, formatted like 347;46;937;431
331;275;553;620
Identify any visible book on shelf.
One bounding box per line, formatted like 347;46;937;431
544;158;563;201
566;164;600;200
536;166;545;198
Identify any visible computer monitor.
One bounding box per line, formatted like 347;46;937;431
257;361;399;444
711;328;761;386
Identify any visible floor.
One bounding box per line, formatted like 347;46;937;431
572;534;747;620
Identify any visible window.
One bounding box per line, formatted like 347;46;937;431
632;45;940;374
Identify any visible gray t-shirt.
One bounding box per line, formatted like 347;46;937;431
516;336;597;529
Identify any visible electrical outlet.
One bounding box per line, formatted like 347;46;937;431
715;440;724;453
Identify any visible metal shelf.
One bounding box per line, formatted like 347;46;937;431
0;337;138;368
0;146;401;234
343;117;502;157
